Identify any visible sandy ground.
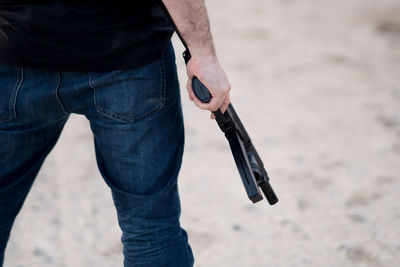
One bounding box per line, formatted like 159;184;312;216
4;0;400;266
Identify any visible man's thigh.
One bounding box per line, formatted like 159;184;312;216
87;43;184;197
0;64;68;265
0;65;68;193
86;44;193;266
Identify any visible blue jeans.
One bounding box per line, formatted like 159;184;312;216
0;43;194;267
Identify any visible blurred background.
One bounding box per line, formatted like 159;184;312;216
4;0;400;266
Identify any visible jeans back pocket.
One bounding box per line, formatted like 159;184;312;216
89;57;166;124
0;64;23;123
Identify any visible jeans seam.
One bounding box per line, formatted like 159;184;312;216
55;72;68;114
88;71;96;111
10;67;24;120
1;67;24;123
160;52;167;109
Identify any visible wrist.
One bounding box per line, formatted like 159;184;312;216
187;42;216;59
188;50;218;68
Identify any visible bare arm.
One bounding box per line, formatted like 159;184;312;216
161;0;231;116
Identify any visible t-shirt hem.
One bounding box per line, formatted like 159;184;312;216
0;52;163;72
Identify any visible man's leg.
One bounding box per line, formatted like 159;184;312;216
87;43;194;267
0;65;69;266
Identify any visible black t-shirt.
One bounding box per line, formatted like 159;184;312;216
0;1;174;71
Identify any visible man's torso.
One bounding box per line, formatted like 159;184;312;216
0;0;174;71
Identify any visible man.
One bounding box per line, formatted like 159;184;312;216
0;0;230;266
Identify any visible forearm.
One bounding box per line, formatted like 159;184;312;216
161;0;230;114
161;0;216;59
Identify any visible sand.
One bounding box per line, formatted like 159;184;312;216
4;0;400;266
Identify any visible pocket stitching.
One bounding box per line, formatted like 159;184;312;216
0;67;23;123
90;58;167;124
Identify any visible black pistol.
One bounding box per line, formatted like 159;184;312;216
183;51;278;205
159;1;278;205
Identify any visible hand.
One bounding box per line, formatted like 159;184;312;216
186;55;231;119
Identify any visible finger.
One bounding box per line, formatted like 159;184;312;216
210;112;216;120
192;95;223;111
192;94;210;110
219;95;231;114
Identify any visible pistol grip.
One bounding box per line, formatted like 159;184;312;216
192;77;212;103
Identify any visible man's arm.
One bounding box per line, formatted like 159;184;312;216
161;0;231;117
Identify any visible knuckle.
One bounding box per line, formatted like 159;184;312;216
210;103;220;111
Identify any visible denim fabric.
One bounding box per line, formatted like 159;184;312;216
0;43;194;267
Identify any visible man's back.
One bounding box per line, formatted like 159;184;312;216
0;1;173;71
